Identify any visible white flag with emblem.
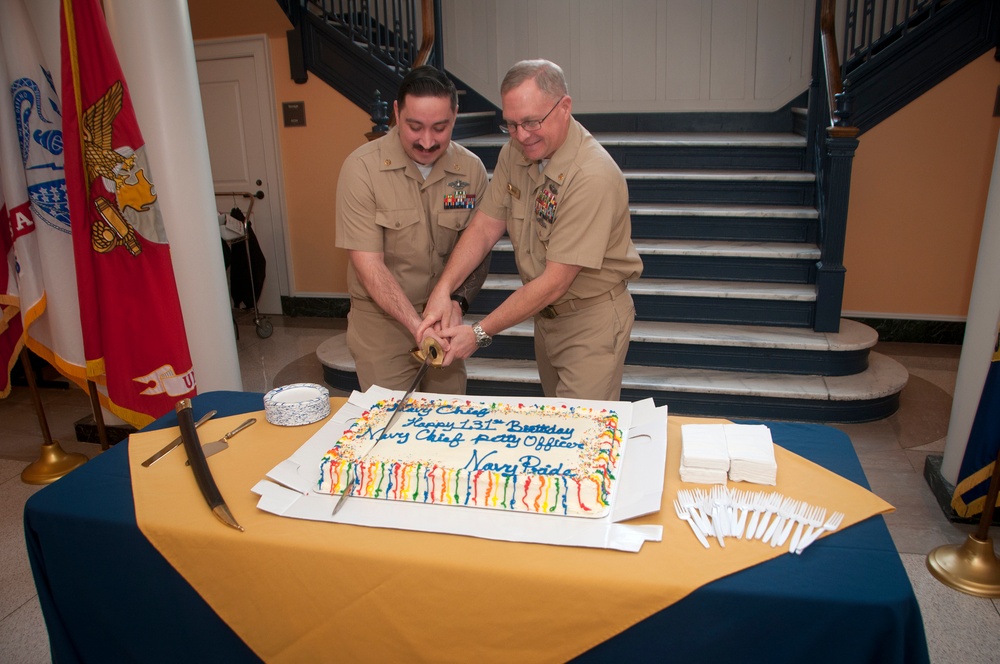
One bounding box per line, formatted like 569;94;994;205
0;0;87;394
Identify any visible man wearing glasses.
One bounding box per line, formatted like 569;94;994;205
336;66;489;392
419;59;642;400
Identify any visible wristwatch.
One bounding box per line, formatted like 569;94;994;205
472;322;492;348
450;293;469;315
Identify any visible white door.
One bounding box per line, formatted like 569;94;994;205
194;36;288;315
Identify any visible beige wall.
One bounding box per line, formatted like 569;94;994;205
269;38;369;294
843;51;1000;319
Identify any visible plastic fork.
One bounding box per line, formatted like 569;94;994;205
765;497;799;546
775;501;808;547
711;485;732;541
678;489;713;536
732;489;753;539
790;505;825;553
745;491;770;539
674;499;710;548
796;511;845;553
754;492;784;540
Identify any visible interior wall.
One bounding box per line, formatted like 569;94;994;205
843;51;1000;319
268;38;368;295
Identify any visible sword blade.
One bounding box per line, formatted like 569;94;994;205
332;340;440;516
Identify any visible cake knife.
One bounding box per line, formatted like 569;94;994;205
176;399;244;531
332;337;443;516
141;409;217;467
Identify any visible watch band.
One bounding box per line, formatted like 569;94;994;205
472;322;492;348
450;293;469;315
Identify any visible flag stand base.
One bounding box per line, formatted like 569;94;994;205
927;535;1000;598
21;442;88;485
17;347;88;485
928;410;1000;597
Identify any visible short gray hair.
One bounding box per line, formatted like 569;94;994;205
500;60;568;99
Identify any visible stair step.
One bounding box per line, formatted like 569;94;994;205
317;335;907;423
469;317;875;376
460;132;807;149
493;238;819;259
476;275;815;300
470;276;818;327
489;239;821;283
461;132;809;170
628;203;819;243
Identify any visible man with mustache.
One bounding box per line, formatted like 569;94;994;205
419;59;642;401
336;66;488;392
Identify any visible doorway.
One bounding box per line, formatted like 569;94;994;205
194;35;288;315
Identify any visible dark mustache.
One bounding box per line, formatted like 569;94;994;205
412;143;441;153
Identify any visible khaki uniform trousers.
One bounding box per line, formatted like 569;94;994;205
533;288;635;401
347;301;467;394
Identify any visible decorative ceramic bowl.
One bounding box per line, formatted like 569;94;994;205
263;383;331;426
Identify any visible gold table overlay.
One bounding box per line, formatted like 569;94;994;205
128;398;893;663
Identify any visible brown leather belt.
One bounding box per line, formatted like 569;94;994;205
538;281;628;319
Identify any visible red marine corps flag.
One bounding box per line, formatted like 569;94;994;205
61;0;196;426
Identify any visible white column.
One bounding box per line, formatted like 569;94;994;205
102;0;242;392
941;131;1000;482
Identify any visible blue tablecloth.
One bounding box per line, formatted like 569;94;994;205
24;391;929;663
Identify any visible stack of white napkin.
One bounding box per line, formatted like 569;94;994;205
724;424;777;485
679;424;730;484
680;423;777;485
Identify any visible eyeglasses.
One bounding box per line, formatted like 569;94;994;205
498;96;565;134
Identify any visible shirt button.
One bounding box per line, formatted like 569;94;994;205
384;159;392;166
395;222;400;228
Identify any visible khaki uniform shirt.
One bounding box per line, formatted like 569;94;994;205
336;126;489;307
479;119;642;303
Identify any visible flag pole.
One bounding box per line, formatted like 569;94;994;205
19;348;88;485
927;442;1000;597
86;380;110;450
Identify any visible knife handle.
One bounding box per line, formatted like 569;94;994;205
176;399;243;531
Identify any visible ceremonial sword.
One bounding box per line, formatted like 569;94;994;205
332;336;444;516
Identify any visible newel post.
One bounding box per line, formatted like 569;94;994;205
814;124;859;333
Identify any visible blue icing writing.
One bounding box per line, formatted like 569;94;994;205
360;426;410;445
401;416;501;432
415;428;466;447
521;435;584;452
464;449;518;476
436;403;493;417
519;455;576;477
506;420;576;440
472;432;522;449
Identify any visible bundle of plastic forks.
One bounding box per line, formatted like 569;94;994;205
672;487;845;553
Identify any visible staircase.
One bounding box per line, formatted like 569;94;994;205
320;127;908;422
292;0;997;422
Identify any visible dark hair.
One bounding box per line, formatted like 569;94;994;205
397;66;458;111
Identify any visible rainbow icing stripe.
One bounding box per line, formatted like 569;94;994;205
318;397;622;518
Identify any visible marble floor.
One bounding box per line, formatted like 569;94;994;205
2;315;1000;662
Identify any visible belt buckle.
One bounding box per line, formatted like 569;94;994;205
540;305;558;319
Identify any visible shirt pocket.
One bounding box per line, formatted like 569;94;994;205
433;209;471;256
374;208;421;263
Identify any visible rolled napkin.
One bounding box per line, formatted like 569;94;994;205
724;424;777;485
680;424;730;485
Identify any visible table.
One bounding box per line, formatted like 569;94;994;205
24;391;929;663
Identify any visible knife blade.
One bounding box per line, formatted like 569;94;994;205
176;399;244;531
142;409;217;467
332;337;443;516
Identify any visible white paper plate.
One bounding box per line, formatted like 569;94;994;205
264;383;331;426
